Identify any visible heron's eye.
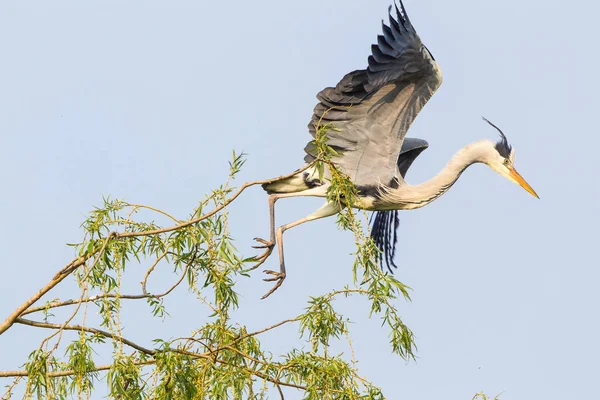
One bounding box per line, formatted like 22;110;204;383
503;158;510;166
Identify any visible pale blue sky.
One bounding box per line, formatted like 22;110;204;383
1;0;598;398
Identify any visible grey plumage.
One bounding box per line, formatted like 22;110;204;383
256;1;538;298
301;2;441;272
304;3;442;191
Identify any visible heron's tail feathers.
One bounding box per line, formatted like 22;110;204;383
370;210;400;273
262;169;323;194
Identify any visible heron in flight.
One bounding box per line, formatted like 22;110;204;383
255;1;538;298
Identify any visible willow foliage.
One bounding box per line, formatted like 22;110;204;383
0;124;492;399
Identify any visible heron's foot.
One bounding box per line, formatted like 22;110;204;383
252;237;274;250
261;270;286;299
248;237;275;270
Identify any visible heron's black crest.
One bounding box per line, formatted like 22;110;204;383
370;210;400;273
482;117;512;158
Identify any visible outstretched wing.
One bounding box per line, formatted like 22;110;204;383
305;1;442;189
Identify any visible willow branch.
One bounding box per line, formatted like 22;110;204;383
0;165;314;338
232;318;299;348
242;363;306;391
141;248;170;295
0;361;155;379
0;256;86;335
2;325;307;392
1;258;84;335
15;318;156;356
116;164;314;239
0;232;116;337
124;203;180;224
23;262;190;317
24;294;139;316
171;348;307;391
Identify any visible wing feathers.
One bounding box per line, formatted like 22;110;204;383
389;9;405;38
371;45;396;64
377;35;398;57
305;1;442;188
396;1;412;29
381;23;397;50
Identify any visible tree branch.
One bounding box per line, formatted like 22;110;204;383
23;258;191;317
0;353;307;392
0;361;155;378
172;347;307;391
0;232;118;336
14;318;156;356
23;294;142;316
116;165;314;239
0;165;314;338
0;256;89;336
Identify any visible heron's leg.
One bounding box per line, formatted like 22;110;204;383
252;194;293;268
253;195;279;249
252;187;329;267
261;201;340;299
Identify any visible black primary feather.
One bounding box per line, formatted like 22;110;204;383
482;117;512;158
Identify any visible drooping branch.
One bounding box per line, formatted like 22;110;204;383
0;139;411;398
0;164;314;338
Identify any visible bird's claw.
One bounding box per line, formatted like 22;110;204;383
252;237;274;250
248;238;275;271
252;237;274;249
262;270;285;282
261;270;286;299
249;238;285;299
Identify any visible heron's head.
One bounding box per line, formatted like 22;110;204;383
481;117;539;199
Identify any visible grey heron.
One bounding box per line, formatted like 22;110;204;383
255;1;538;298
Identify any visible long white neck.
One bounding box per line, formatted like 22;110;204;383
378;140;491;210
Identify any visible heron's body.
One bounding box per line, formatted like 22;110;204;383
254;1;538;298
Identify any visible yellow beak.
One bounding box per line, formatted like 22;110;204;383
508;166;539;199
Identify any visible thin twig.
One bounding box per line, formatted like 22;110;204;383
41;233;116;354
124;203;180;224
1;376;22;398
233;318;299;345
172;317;300;358
276;382;285;400
23;264;190;317
141;248;170;295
